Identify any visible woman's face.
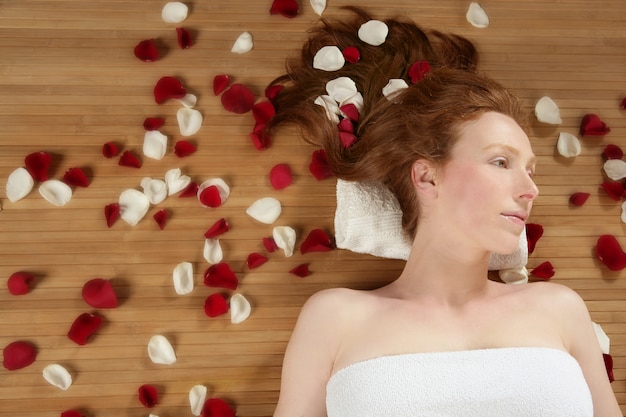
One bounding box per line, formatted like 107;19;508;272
435;111;539;254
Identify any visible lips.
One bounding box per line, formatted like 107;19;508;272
502;211;528;227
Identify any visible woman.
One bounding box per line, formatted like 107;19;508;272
266;7;621;417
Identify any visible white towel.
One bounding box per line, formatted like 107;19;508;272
334;179;528;278
326;347;593;417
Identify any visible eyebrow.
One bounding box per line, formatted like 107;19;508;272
483;143;537;166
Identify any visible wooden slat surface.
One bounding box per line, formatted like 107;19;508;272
0;0;625;415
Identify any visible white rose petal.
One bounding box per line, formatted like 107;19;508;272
604;159;626;180
498;267;529;285
466;2;490;28
165;168;191;196
143;130;168;160
141;177;168;205
197;178;230;207
38;180;72;206
177;107;203;137
534;96;562;125
177;93;197;108
326;77;358;103
273;225;296;257
162;2;188;23
313;45;345;71
556;132;581;158
592;322;611;354
246;197;282;224
203;238;223;264
382;79;409;101
173;261;194;295
621;201;626;225
230;293;252;324
310;0;326;16
189;385;208;416
5;167;34;203
358;20;389;46
42;364;72;390
119;189;150;226
148;335;177;365
314;95;341;123
231;32;254;54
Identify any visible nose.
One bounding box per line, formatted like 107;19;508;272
517;172;539;201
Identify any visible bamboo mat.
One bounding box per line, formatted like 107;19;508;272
0;0;624;415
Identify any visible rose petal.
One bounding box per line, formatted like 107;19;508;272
143;131;168;160
221;84;255;114
25;151;52;182
119;189;150;226
246;253;268;269
466;2;490;28
190;385;208;416
265;84;283;100
153;209;168;230
580;114;611;136
408;61;431;83
596;234;626;271
252;101;276;125
213;74;230;95
102;142;120;158
138;384;159;408
530;261;555;280
176;27;193;49
61;410;84;417
382;79;408;101
339;103;359;121
603;159;626;180
358;20;388;46
202;398;236;417
246;197;282;224
3;341;37;370
118;150;142;168
42;364;72;390
154;76;186;104
179;181;199;197
204;263;238;290
165;168;192;195
604;353;615;383
526;223;543;254
498;266;529;285
204;293;229;317
269;164;292;190
621;201;626;224
174;140;197;157
534;96;562;125
338;118;354;134
601;181;624;201
177;107;203;136
569;192;590;207
326;77;358;104
339;132;357;148
273;226;296;257
148;335;177;365
68;313;103;345
7;271;34;295
198;178;230;208
204;218;229;239
310;149;333;180
144;117;165;131
556;132;581;158
263;237;278;253
82;278;118;308
178;93;198;108
592;322;611;355
250;129;271;151
313;46;345;71
141;177;168;205
162;2;188;23
230;293;251;324
134;39;159;61
342;46;360;63
301;229;334;253
310;0;326;15
173;261;194;295
231;32;253;54
39;179;72;206
104;203;120;228
62;167;89;187
314;95;341;124
203;239;224;264
270;0;299;18
5;167;34;203
289;263;311;277
602;144;623;160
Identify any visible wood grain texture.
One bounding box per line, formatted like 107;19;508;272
0;0;624;415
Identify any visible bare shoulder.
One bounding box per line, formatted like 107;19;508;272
514;281;588;313
300;287;375;322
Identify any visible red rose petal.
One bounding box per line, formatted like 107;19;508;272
62;167;89;188
7;271;34;295
408;60;431;83
263;237;278;253
338;118;354;134
153;209;167;230
204;263;239;290
174;140;197;157
179;181;199;197
118;151;142;168
289;263;311;278
104;203;120;228
602;144;623;160
342;46;361;63
82;278;118;308
310;149;333;180
67;313;103;345
340;103;359;121
601;181;624;201
221;84;255;114
301;229;334;254
339;132;357;148
603;353;614;383
138;384;158;408
154;76;187;104
270;163;293;190
199;185;222;208
530;261;555;280
134;39;159;62
265;84;283;101
569;192;590;207
3;341;37;370
621;98;626;110
596;234;626;271
102;142;120;158
176;27;193;49
580;113;610;136
25;151;52;182
526;223;544;255
204;293;229;317
205;218;229;239
270;0;299;18
252;101;276;125
143;117;165;131
250;130;271;151
213;74;230;96
61;410;85;417
246;253;268;269
202;398;236;417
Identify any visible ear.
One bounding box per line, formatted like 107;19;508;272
411;159;438;198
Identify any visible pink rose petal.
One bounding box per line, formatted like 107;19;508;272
342;46;360;63
153;209;168;230
603;353;614;383
204;293;229;317
221;84;255;114
3;341;37;370
202;398;236;417
138;384;159;408
289;263;311;278
154;76;187;104
174;140;197;157
176;27;193;49
213;74;230;95
118;151;142;168
67;313;103;345
265;84;283;100
530;261;555;280
246;253;268;269
270;163;293;190
7;271;34;295
596;234;626;271
179;181;199;197
204;263;238;290
82;278;118;308
310;149;333;180
263;237;278;253
408;60;431;83
270;0;299;18
102;142;120;158
143;117;165;131
205;218;229;239
134;39;159;62
580;114;610;136
25;151;52;182
104;203;120;228
526;223;543;254
601;181;624;201
62;167;89;188
569;192;590;206
301;229;334;254
602;144;623;160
